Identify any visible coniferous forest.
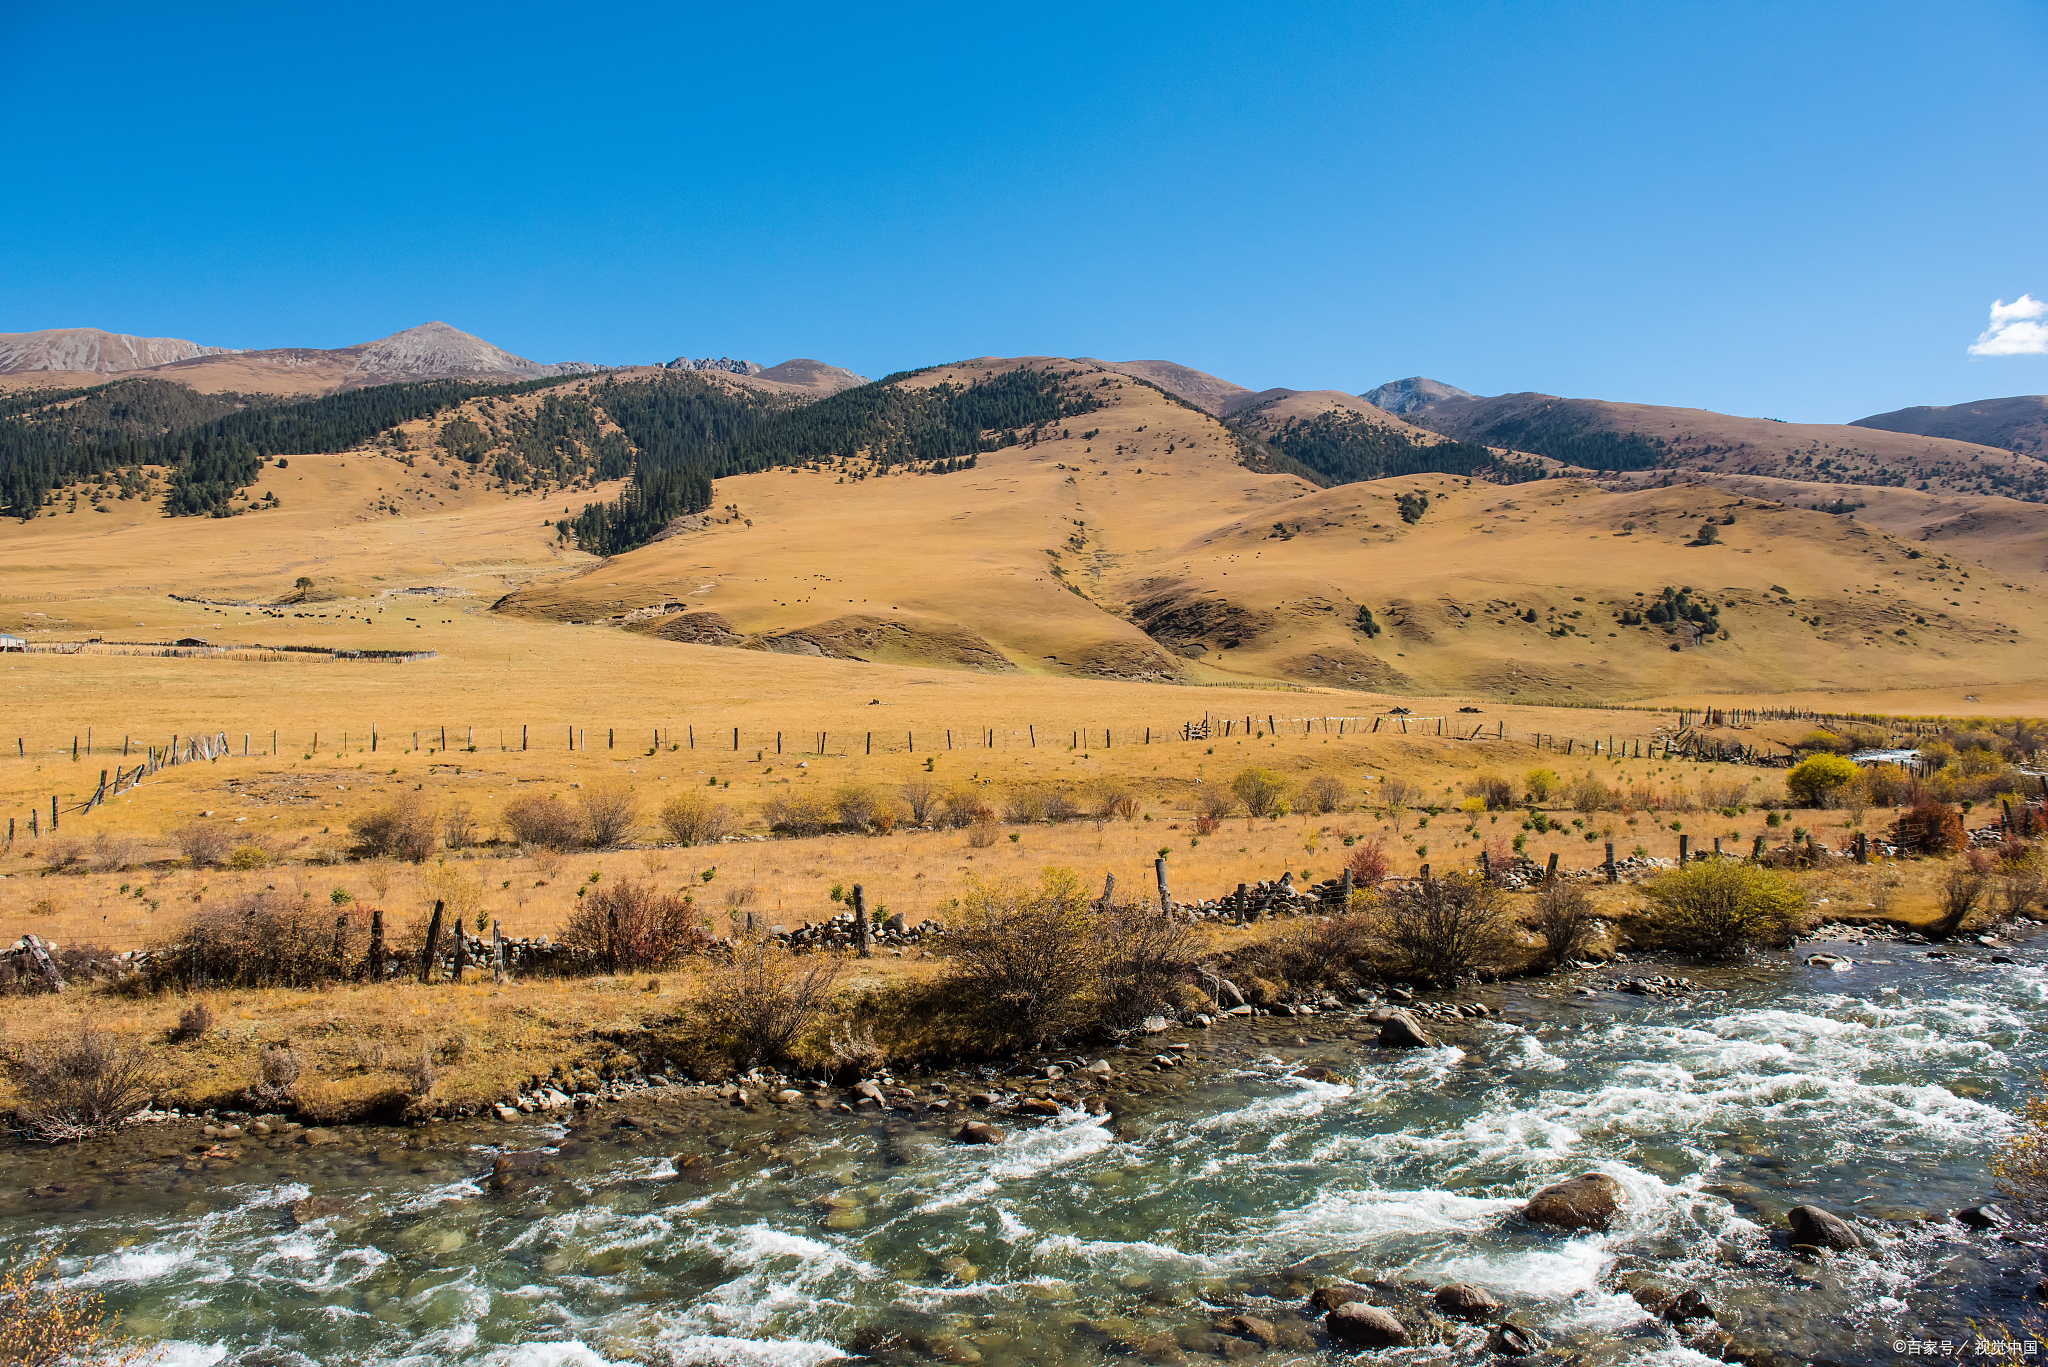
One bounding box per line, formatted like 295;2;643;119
1259;410;1549;487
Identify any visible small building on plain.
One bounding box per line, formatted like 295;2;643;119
0;633;24;651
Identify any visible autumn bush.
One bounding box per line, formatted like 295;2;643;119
687;936;842;1071
556;879;705;972
1637;862;1806;958
9;1028;156;1142
1374;870;1515;984
501;792;582;850
579;781;638;848
0;1243;145;1363
1531;879;1598;969
349;794;436;862
1300;774;1348;815
1231;768;1289;818
145;892;370;990
762;790;836;837
1786;753;1859;807
1892;799;1964;856
658;790;737;846
1345;836;1392;889
169;820;237;868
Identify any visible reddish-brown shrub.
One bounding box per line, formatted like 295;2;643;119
1346;836;1392;888
556;879;705;972
1893;800;1964;857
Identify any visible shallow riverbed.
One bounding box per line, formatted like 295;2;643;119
3;932;2038;1367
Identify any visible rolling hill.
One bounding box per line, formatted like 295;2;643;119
1854;393;2048;458
1400;389;2048;502
492;355;2048;701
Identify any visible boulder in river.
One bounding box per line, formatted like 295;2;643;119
1377;1012;1435;1049
1487;1321;1543;1357
289;1194;350;1225
1433;1282;1500;1318
954;1121;1006;1145
1954;1203;2010;1230
1326;1302;1409;1347
1787;1204;1862;1251
1308;1283;1367;1312
1523;1173;1624;1230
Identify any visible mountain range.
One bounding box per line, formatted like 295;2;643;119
0;323;867;398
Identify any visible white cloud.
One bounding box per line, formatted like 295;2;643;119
1968;293;2048;356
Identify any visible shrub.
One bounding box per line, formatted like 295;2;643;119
173;1002;214;1041
1002;787;1048;824
688;937;842;1070
502;793;581;850
1300;774;1348;815
1524;769;1559;803
350;794;436;862
1567;773;1615;813
1798;728;1851;754
1892;799;1964;856
944;783;995;827
1465;774;1515;811
1043;788;1081;823
965;817;999;848
762;790;836;837
580;781;638;849
1345;836;1392;888
1227;912;1377;997
146;892;371;990
1092;901;1198;1029
1374;871;1514;985
1933;853;1992;939
900;778;942;826
1996;1075;2048;1224
1531;880;1598;969
834;782;885;832
243;1045;302;1109
0;1243;139;1363
227;844;270;871
10;1029;155;1141
938;867;1102;1046
658;791;736;846
1092;779;1141;821
1997;847;2045;918
1194;785;1237;821
441;803;477;850
1231;768;1288;819
1787;753;1859;807
87;833;141;874
170;821;237;868
1638;862;1806;958
556;879;705;972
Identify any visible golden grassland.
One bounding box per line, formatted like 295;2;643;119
0;354;2040;1124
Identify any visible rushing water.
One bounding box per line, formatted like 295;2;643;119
4;933;2039;1367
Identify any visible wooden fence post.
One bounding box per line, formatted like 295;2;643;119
1605;842;1617;882
492;919;505;983
852;884;871;958
418;901;445;984
1155;857;1171;914
367;907;385;980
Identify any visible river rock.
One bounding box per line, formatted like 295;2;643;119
1017;1097;1062;1117
1787;1204;1862;1250
1631;1281;1713;1322
296;1127;342;1146
1955;1204;2010;1230
1294;1065;1344;1084
289;1194;350;1225
1523;1173;1624;1231
1487;1321;1543;1357
1433;1282;1500;1318
1377;1012;1434;1049
1141;1015;1173;1034
1216;1315;1279;1347
1326;1302;1409;1348
1085;1060;1115;1077
1308;1283;1367;1312
955;1121;1006;1145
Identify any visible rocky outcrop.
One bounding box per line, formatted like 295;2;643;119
1523;1173;1625;1231
666;355;766;375
1131;589;1274;655
0;326;235;374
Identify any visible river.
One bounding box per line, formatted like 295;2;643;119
3;931;2036;1367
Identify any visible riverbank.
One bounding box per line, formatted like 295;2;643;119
0;854;2011;1130
0;926;2034;1367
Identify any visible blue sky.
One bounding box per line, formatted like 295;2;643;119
6;1;2043;420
